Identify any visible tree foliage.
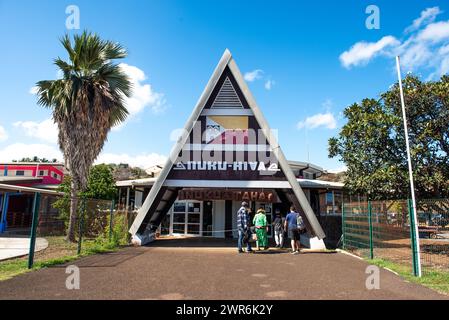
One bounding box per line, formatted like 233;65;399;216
35;31;131;241
12;157;58;163
329;74;449;200
54;164;117;222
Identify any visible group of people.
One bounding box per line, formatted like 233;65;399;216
237;201;306;255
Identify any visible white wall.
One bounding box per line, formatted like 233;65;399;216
212;200;225;238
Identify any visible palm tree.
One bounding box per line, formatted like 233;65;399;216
35;31;132;241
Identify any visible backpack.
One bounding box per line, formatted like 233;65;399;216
274;217;283;232
297;214;306;231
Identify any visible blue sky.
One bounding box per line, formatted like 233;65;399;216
0;0;448;171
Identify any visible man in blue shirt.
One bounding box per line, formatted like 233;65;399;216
284;206;301;254
237;202;253;253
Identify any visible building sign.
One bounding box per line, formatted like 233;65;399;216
178;189;278;203
173;161;280;172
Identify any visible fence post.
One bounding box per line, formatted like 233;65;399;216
77;198;86;255
109;199;115;242
368;201;374;259
342;202;346;249
408;198;420;276
28;192;42;269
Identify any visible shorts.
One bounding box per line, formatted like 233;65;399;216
288;228;300;241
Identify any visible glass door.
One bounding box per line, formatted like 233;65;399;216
186;201;202;235
171;201;202;236
172;202;186;234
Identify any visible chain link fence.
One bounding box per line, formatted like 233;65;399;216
342;199;449;276
416;199;449;273
0;187;133;269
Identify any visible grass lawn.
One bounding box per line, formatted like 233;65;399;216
368;257;449;295
0;236;124;281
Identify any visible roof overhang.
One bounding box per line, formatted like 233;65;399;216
116;178;343;190
0;183;63;195
0;177;43;184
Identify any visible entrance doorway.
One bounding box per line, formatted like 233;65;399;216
202;201;213;237
171;200;203;236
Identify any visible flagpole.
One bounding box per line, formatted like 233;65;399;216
395;56;422;277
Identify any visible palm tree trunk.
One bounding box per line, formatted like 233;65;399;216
66;180;78;242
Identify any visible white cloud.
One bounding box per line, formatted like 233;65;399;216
440;55;449;75
417;20;449;42
28;63;165;131
406;7;442;33
0;125;8;142
339;36;400;68
398;40;433;71
29;86;39;95
0;143;62;162
264;80;275;90
119;63;166;116
297;112;337;130
13;118;58;144
244;69;264;82
169;128;188;142
0;142;167;170
340;7;449;77
95;152;167;170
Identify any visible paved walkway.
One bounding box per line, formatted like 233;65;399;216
0;238;446;300
0;237;48;261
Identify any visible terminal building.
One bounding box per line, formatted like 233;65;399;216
117;161;343;242
121;50;344;249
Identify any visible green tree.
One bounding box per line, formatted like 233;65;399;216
35;31;131;241
83;164;117;200
54;164;117;223
329;74;449;200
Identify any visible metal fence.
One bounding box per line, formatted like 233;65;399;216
342;199;449;276
0;187;133;269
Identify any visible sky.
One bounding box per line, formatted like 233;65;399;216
0;0;449;172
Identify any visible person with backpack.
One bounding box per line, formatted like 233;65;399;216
253;206;269;250
284;206;301;254
273;210;285;248
237;201;253;253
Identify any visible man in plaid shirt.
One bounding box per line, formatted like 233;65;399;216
237;202;253;253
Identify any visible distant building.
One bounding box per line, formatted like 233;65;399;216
0;162;64;233
0;162;64;188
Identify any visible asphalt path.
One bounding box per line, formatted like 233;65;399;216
0;240;446;300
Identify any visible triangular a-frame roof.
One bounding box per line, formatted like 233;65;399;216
129;49;326;241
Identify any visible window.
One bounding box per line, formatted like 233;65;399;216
320;191;344;215
16;170;25;176
326;192;334;214
38;170;45;176
173;202;186;213
334;191;342;215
